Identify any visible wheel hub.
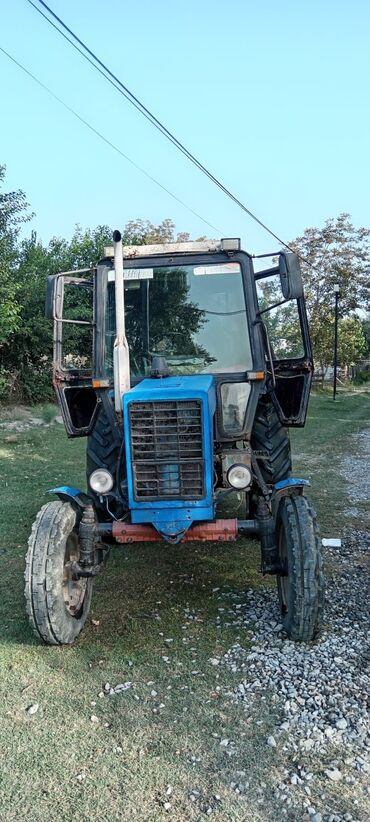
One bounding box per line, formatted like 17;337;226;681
62;533;87;616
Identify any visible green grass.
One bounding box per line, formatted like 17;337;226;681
0;393;369;820
291;391;370;534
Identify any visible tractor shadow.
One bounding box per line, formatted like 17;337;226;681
1;536;270;650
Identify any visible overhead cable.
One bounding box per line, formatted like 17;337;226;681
26;0;306;258
0;46;221;235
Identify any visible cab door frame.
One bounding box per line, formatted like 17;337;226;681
46;269;101;437
254;260;313;427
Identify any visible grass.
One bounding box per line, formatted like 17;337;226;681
0;392;369;820
291;390;370;534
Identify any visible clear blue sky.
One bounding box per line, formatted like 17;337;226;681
1;0;369;253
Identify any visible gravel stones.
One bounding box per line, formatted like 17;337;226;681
26;703;39;715
223;530;370;762
219;527;370;821
112;682;132;694
324;769;342;782
336;719;348;731
103;681;132;696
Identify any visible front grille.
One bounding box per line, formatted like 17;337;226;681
129;400;204;500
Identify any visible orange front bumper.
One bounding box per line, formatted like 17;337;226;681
112;518;238;543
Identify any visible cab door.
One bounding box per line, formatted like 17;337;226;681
255;266;313;427
46;270;100;437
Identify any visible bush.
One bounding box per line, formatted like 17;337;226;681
353;370;370;385
40;403;58;423
0;367;13;403
0;359;55;406
18;363;54;404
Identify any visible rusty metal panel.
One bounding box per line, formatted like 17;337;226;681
112;519;238;543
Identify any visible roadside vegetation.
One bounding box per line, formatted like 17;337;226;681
0;391;369;821
1;164;370;405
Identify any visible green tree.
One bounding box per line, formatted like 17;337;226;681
338;317;367;367
289;214;370;371
307;314;366;372
122;218;175;245
361;317;370;357
0;165;32;345
1;218;200;402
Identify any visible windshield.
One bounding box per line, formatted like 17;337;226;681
105;261;252;377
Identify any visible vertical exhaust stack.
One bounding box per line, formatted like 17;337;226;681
113;230;130;412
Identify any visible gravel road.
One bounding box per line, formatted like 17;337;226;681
221;526;370;821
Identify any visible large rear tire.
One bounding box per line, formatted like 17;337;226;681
25;501;93;645
251;400;291;485
86;403;122;520
276;494;324;642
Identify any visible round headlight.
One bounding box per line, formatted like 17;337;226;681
227;464;252;490
89;469;114;495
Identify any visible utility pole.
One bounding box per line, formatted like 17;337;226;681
333;284;340;401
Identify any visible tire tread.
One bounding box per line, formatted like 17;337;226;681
24;501;92;645
86;403;122;518
277;495;324;641
251;400;292;484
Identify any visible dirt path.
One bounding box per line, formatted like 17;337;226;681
218;425;370;821
341;429;370;518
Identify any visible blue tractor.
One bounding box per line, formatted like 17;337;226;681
25;233;323;645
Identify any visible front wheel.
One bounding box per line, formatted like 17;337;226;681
276;495;324;642
25;501;93;645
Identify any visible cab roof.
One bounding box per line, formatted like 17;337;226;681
103;238;241;259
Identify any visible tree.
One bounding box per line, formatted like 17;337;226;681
1;218;200;401
0;165;32;345
122;218;175;245
307;314;366;371
361;317;370;358
288;214;370;371
121;219;203;245
337;317;366;367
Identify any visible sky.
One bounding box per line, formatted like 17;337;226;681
1;0;370;255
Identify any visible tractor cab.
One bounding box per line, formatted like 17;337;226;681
46;235;312;441
26;234;322;647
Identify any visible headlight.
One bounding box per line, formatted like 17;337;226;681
89;469;114;494
227;464;252;490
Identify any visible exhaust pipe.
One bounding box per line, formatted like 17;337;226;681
113;230;130;412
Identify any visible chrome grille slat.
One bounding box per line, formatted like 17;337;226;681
129;400;204;500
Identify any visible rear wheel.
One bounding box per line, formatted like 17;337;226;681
251;399;291;484
25;501;93;645
86;402;123;520
276;494;323;641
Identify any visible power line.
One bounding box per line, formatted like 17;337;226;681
0;46;221;235
25;0;156;122
25;0;302;257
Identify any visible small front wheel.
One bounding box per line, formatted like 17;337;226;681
276;495;323;642
25;501;93;645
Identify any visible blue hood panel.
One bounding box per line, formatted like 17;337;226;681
123;375;216;541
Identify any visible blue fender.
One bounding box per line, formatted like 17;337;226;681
47;485;92;510
273;478;310;494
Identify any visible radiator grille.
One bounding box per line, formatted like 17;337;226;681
129;400;204;500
